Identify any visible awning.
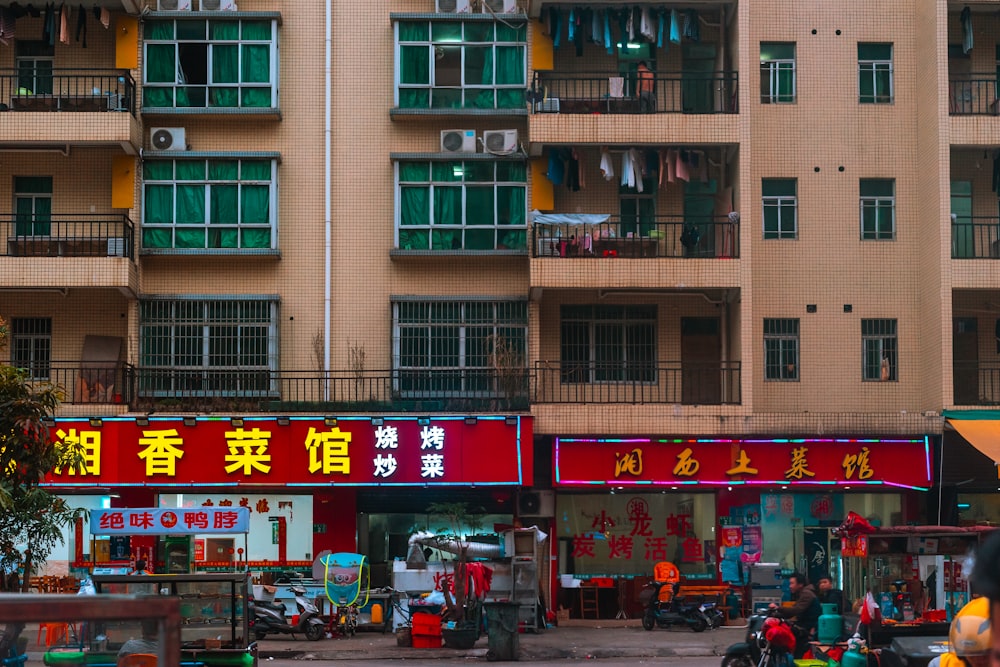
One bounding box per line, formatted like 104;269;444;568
945;418;1000;467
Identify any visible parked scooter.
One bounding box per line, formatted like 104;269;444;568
641;581;711;632
252;585;325;641
721;611;796;667
700;598;726;629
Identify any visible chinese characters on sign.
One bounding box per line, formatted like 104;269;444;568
91;507;250;535
570;497;704;564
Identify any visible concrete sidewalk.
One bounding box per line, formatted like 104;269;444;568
255;620;748;661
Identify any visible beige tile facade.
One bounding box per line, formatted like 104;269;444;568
1;0;994;443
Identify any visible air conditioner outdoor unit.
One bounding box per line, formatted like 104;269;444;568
534;98;560;113
107;238;126;257
440;129;476;154
436;0;471;13
157;0;193;10
517;490;555;517
483;129;518;155
481;0;517;13
199;0;237;9
150;127;186;151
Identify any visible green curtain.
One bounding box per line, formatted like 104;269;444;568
399;45;429;108
498;186;525;226
144;161;173;180
241;229;270;248
14;197;50;236
465;187;494;226
400;186;429;228
398;22;428;41
207;228;238;248
496;46;525;108
434;187;461;226
144;185;174;225
241;161;270;180
176;161;205;180
241;185;269;225
175;227;205;248
210;44;239;107
142;228;172;249
211;185;238;224
241;44;271;107
145;43;176;107
176;185;206;223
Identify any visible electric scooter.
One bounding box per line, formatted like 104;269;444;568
640;581;711;632
252;585;325;641
721;612;796;667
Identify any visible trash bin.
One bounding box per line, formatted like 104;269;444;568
484;602;520;662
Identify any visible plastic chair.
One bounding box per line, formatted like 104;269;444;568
36;623;72;646
118;654;158;667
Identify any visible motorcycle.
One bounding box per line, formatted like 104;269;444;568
640;581;711;632
252;585;325;641
721;611;797;667
700;599;726;630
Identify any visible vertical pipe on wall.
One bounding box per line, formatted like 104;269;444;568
323;0;332;399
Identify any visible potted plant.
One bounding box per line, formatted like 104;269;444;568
424;502;486;650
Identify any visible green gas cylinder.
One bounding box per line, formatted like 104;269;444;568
841;644;867;667
817;603;843;644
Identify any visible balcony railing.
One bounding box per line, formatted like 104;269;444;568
533;215;739;259
20;361;133;405
0;69;136;116
533;361;741;405
954;361;1000;405
530;70;738;114
3;215;135;260
948;74;1000;115
951;217;1000;259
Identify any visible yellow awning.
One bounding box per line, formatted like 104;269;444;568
947;419;1000;472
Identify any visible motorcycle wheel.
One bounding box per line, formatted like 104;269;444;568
254;631;267;641
720;655;754;667
690;616;709;633
641;612;655;631
305;623;324;641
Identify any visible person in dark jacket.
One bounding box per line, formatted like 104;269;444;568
817;574;846;614
771;572;821;658
970;530;1000;667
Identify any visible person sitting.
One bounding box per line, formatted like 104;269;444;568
131;560;151;575
928;596;991;667
770;572;821;659
117;619;159;662
817;574;846;614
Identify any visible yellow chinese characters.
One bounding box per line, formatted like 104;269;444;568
138;429;185;476
224;427;272;475
54;428;101;475
726;449;759;476
672;447;700;477
784;446;816;480
842;446;874;480
614;448;643;478
305;426;351;475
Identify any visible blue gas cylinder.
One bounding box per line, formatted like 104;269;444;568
817;603;843;644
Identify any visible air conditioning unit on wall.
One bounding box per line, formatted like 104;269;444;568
440;129;476;154
436;0;471;13
517;490;555;517
199;0;237;9
157;0;192;10
150;127;187;151
483;129;518;155
481;0;517;13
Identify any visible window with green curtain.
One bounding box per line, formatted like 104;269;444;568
142;158;275;251
397;160;527;251
396;19;526;110
14;176;52;236
760;42;795;103
144;19;275;109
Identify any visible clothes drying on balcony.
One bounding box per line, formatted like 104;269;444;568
530;211;610;226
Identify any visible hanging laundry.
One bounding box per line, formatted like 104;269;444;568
573;8;584;56
549;7;562;49
99;6;109;28
42;3;53;46
600;148;615;182
665;149;677;183
675;150;690;182
656;8;666;49
603;9;613;54
567;7;575;43
961;6;973;54
547;148;565;185
59;3;69;45
566;150;580;192
0;8;15;45
75;4;86;48
640;6;655;43
631;149;644;193
616;9;630;54
683;9;700;42
591;8;601;44
572;148;586;190
608;76;625;98
621;150;635;189
625;6;634;42
669;9;681;45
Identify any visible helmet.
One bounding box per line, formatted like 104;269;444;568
949;597;991;657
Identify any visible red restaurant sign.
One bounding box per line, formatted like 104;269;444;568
44;416;531;487
555;437;931;489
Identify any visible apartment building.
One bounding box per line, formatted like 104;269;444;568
2;0;998;616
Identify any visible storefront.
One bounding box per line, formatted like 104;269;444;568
42;415;532;576
551;435;932;616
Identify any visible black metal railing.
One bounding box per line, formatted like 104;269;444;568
533;215;739;259
948;74;1000;115
951;217;1000;259
530;70;738;114
533;361;741;405
3;215;135;260
0;69;136;116
20;361;134;405
953;361;1000;405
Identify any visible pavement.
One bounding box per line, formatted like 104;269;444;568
253;619;747;661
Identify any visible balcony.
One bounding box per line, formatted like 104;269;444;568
948;74;998;116
532;361;741;405
533;215;739;259
3;215;134;260
953;361;1000;406
0;70;139;148
951;216;1000;259
26;361;132;406
530;70;738;115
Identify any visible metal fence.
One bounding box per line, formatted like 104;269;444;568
3;215;135;259
531;70;738;114
533;215;739;259
0;68;135;115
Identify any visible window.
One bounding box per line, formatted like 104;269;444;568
13;176;52;236
760;42;795;103
764;319;799;381
858;43;893;104
397;160;527;250
862;319;897;381
392;300;528;394
860;179;895;240
11;318;51;381
15;41;53;95
619;175;657;237
139;298;278;396
762;179;797;239
143;19;277;109
142;159;276;251
560;305;656;383
396;20;526;110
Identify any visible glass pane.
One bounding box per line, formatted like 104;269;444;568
496;162;526;182
210;185;238;224
464;23;493;42
434;187;462;226
144;162;173;180
176;21;207;40
208;160;239;180
762;179;795;197
496;23;525;42
465;228;495;250
466;187;495;224
401;186;430;226
14;176;53;194
399;162;429;181
241;161;271;180
146;44;176;83
761;43;794;61
464;162;493;182
431;23;462;42
176;185;206;223
860;180;894;197
212;45;239;83
858;43;892;60
176;161;206;181
241;21;272;40
144;185;174;224
147;21;174;40
400;46;429;85
208;21;238;40
432;162;464;182
241;45;270;83
465;46;491;86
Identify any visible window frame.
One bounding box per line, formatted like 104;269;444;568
763;318;799;381
13;176;52;237
142;18;279;110
861;318;897;382
858;43;894;104
394;160;528;251
860;178;896;240
391;299;528;397
141;158;278;252
559;305;658;385
394;19;528;110
760;42;796;104
762;178;798;239
138;297;279;397
11;317;52;381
